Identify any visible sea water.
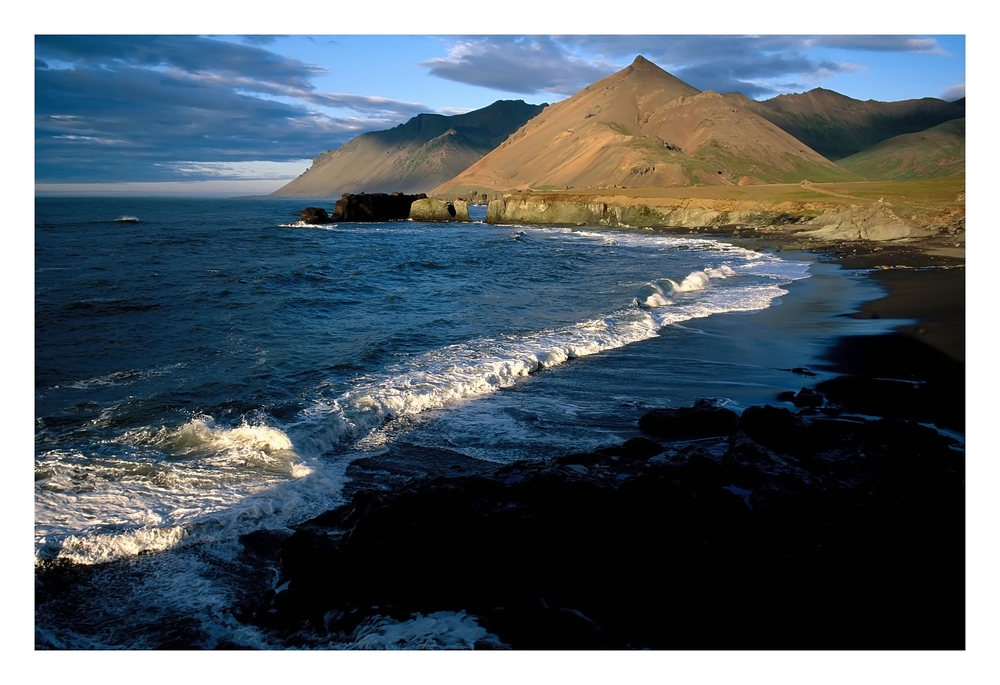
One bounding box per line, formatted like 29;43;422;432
34;196;888;648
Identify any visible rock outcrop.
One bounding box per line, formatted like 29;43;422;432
483;189;962;242
238;399;963;649
485;194;809;231
324;192;426;222
798;201;933;241
298;207;332;224
408;198;471;222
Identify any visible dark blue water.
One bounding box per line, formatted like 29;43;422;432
34;196;892;648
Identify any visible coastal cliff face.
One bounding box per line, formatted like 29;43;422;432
486;195;803;229
409;198;471;222
485;191;958;242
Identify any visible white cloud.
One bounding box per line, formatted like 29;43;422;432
159;159;315;180
941;83;965;101
34;179;293;197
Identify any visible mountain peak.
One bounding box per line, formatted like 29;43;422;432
603;54;699;97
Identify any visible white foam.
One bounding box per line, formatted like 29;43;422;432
667;270;711;292
288;309;664;458
643;291;672;308
279;221;334;229
35;417;349;565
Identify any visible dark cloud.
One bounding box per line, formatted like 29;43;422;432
300;91;430;116
34;36;432;183
559;35;943;61
806;36;944;54
673;53;853;96
240;35;283;46
422;36;617;95
35;35;323;90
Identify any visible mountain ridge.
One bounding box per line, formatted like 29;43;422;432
433;56;856;195
271;99;547;197
837;118;965;181
742;88;965;160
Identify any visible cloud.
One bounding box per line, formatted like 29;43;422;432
33;36;434;183
421;35;878;99
804;36;944;54
423;36;618;95
35;35;324;90
672;52;858;97
489;35;933;98
942;83;966;101
240;35;283;46
160;160;313;180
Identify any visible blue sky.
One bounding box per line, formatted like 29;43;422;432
32;16;967;195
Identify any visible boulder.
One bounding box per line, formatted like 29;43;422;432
792;387;824;408
638;399;739;439
409;198;472;222
299;207;332;224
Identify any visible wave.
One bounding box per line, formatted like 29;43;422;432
286;254;806;458
639;264;738;308
279;220;333;229
34;416;347;564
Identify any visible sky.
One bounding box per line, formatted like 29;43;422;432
33;28;966;196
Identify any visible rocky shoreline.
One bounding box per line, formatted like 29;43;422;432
230;244;965;650
238;392;963;649
483;190;964;244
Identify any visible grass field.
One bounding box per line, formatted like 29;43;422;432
533;177;965;208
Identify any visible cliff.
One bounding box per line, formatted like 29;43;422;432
483;180;966;243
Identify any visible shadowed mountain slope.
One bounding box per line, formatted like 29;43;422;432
836;118;965;181
433;56;855;195
272;100;546;197
738;89;965;160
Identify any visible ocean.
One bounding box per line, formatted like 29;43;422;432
34;196;895;648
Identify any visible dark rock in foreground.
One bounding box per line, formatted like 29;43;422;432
240;403;964;650
637;398;739;438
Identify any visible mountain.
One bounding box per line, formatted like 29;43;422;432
433;56;855;196
738;89;965;160
836;118;965;181
271;100;547;197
